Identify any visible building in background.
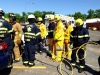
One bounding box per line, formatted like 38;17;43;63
45;14;75;27
86;18;100;31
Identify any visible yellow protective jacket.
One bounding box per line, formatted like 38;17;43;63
36;23;47;39
12;22;23;44
64;25;73;40
54;21;64;41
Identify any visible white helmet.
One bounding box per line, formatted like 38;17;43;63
28;14;35;19
66;20;70;23
0;8;2;11
0;8;5;16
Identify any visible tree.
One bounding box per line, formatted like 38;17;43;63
87;9;95;19
67;14;74;17
74;12;82;20
81;14;87;21
27;12;33;15
22;12;27;23
15;13;21;22
33;11;42;19
95;9;100;18
4;13;9;18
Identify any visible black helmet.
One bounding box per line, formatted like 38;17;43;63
9;13;16;21
0;8;5;16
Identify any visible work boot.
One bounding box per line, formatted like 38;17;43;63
37;50;43;55
52;54;56;60
28;62;35;67
7;65;13;69
69;62;76;70
14;60;20;63
23;61;28;67
78;68;83;73
23;63;28;67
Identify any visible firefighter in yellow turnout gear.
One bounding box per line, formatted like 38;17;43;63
36;17;47;39
36;17;47;53
53;14;64;62
64;20;73;57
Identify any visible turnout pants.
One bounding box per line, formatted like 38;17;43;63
64;39;72;57
53;40;64;61
48;38;53;53
13;42;20;61
24;43;36;63
71;47;85;68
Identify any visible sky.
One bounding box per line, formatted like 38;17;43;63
0;0;100;15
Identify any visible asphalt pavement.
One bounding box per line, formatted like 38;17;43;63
1;30;100;75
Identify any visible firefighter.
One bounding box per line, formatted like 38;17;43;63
48;15;55;56
70;19;90;73
9;13;23;63
64;20;73;57
0;8;13;70
53;14;64;61
36;17;47;53
23;14;41;66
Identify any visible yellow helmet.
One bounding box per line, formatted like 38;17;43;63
49;15;54;20
37;17;43;21
75;19;83;25
54;14;61;21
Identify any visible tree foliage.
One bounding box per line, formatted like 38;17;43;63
4;9;100;23
87;9;95;19
95;9;100;18
74;12;82;20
